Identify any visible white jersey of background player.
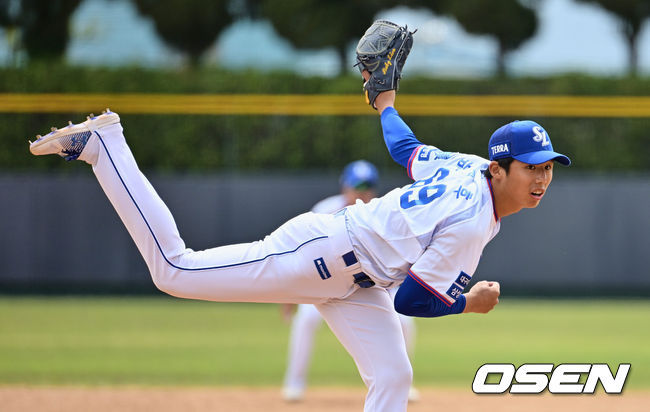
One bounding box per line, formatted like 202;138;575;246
282;161;418;403
29;85;570;411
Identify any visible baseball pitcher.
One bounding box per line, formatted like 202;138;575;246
29;20;570;412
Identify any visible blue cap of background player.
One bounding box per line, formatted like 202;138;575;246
340;160;379;190
488;120;571;166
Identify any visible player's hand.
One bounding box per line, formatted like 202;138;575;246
362;70;395;114
463;281;500;314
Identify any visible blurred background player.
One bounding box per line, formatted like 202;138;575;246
281;160;419;402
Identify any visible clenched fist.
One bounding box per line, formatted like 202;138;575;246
463;281;500;314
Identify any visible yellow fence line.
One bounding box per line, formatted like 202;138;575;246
1;93;650;117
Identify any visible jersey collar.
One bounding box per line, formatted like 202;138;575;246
486;177;499;223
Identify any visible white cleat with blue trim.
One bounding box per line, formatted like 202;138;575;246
29;109;120;161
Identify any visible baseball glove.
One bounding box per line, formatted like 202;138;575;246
355;20;415;109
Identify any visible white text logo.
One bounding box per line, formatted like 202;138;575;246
490;143;509;156
472;363;630;394
532;126;550;146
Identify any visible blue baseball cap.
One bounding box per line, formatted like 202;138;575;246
488;120;571;166
340;160;379;190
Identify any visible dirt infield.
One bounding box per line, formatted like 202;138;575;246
1;386;648;412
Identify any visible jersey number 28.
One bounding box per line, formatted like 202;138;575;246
400;168;449;209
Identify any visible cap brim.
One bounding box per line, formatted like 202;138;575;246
514;151;571;166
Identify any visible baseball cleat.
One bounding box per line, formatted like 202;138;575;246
29;109;120;161
282;386;304;402
408;387;420;402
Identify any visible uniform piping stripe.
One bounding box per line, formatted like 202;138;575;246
407;270;453;307
96;131;327;271
406;145;424;179
486;177;499;222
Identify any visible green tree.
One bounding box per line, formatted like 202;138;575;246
576;0;650;76
0;0;11;25
444;0;538;77
0;0;17;64
259;0;393;76
133;0;232;67
0;0;82;63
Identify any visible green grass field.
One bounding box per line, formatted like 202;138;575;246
1;296;648;389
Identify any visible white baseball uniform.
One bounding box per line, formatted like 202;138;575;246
283;194;416;399
69;110;500;411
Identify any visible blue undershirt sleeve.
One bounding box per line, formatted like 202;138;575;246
394;275;467;318
380;107;423;169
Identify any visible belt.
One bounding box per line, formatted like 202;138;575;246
342;250;375;288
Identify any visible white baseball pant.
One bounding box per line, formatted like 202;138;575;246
284;289;417;395
79;122;412;411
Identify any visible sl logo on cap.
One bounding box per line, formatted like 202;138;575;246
532;126;550;146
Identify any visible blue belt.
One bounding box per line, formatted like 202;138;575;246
342;250;375;288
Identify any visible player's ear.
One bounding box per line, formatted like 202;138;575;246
488;161;503;179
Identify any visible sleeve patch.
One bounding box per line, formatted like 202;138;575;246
446;271;472;300
418;146;433;161
446;284;464;299
455;271;472;287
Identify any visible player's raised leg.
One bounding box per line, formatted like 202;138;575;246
316;287;412;412
29;113;358;304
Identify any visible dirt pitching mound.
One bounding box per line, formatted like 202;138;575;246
1;386;647;412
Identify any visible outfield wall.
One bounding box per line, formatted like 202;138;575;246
1;172;648;296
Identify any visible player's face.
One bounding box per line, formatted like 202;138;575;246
503;159;554;210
